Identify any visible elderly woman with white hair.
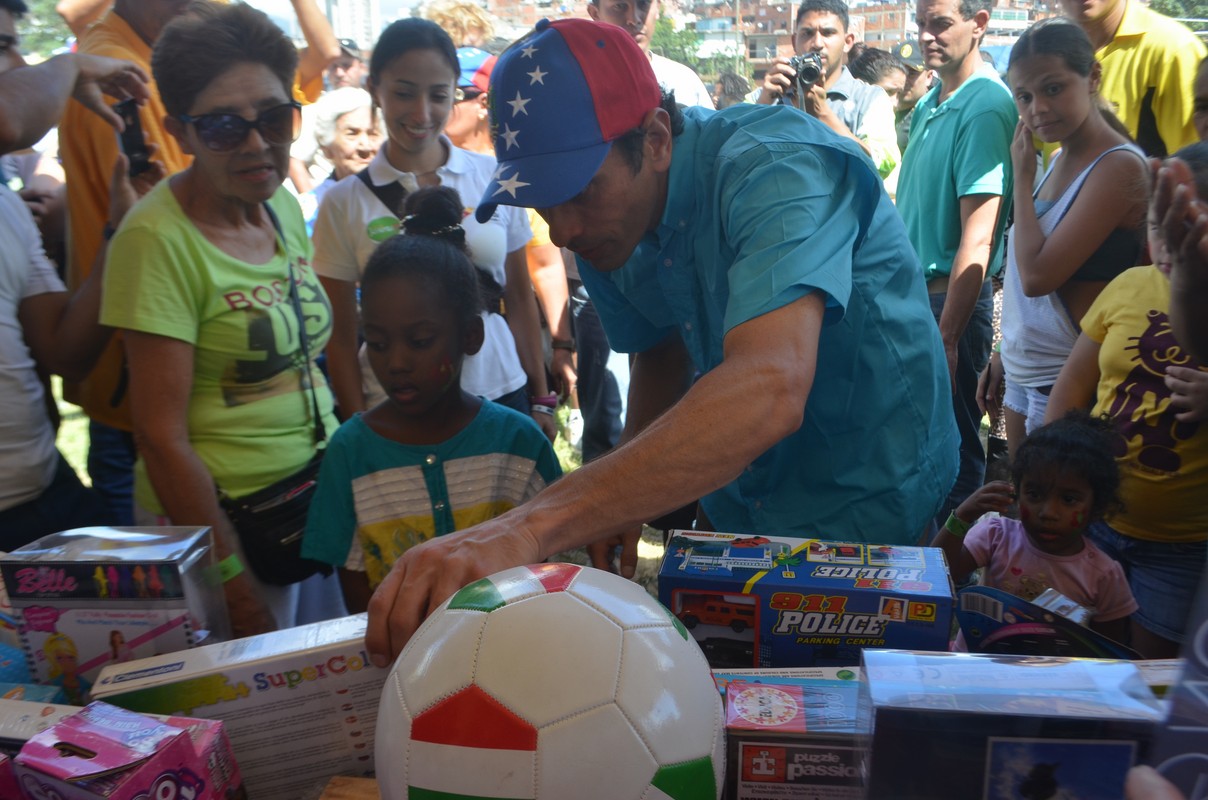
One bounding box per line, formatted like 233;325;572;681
298;86;381;233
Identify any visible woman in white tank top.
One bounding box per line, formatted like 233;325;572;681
979;19;1147;458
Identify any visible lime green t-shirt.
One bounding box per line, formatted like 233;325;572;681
101;181;337;510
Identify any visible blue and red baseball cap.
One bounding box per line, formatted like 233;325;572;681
474;18;661;223
457;46;496;94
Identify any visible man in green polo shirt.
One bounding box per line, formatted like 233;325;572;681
896;0;1016;525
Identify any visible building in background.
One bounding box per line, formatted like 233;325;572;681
326;0;384;49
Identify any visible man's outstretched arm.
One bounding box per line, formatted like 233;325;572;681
365;290;825;664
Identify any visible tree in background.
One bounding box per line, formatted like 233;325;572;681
1149;0;1208;31
18;0;75;57
649;13;700;67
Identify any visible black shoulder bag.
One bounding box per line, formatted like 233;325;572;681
216;204;333;586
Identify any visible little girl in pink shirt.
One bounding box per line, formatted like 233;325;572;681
934;411;1137;644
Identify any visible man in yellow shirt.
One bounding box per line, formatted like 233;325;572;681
1060;0;1205;156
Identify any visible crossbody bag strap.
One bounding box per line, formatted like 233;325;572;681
263;202;327;446
356;168;408;218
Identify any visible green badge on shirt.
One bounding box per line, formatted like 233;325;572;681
367;216;400;242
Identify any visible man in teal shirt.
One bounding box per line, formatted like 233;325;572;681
896;0;1016;525
365;18;958;661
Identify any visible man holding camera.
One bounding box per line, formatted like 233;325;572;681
752;0;899;179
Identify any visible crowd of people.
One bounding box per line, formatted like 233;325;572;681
0;0;1205;713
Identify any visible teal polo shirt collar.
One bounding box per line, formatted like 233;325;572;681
917;63;1004;120
654;112;703;250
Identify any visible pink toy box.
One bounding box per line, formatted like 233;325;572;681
0;752;18;798
14;702;221;800
0;527;230;705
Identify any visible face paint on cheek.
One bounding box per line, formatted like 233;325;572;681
434;355;455;391
1073;511;1087;528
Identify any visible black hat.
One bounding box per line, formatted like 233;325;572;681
338;39;363;60
894;41;924;70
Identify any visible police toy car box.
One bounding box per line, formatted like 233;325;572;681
860;650;1165;800
658;531;954;668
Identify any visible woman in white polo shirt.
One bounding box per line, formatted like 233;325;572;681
312;19;555;437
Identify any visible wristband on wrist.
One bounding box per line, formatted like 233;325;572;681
992;340;1002;353
529;393;558;409
551;338;575;352
205;553;244;585
530;404;555;416
944;512;973;539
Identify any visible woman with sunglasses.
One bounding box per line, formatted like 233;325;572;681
312;19;555;439
99;2;338;636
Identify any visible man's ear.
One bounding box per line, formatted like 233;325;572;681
587;3;601;21
642;107;673;172
463;314;485;356
843;31;855;53
972;8;991;39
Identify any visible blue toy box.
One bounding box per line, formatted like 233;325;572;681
860;650;1164;800
658;531;955;668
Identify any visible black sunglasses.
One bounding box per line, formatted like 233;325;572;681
178;101;302;153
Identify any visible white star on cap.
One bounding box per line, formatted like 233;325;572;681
520;45;538;58
527;66;547;85
494;171;531;198
500;124;520;150
507;91;531;116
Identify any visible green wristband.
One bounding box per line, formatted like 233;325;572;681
944;512;973;539
205;553;244;585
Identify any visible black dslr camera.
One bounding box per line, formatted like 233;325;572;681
785;52;824;98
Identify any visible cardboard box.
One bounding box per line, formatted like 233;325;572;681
957;585;1140;659
15;702;209;800
1;527;230;704
0;752;18;799
713;666;862;697
0;697;80;757
160;715;243;799
92;614;383;800
860;650;1164;800
724;679;863;800
659;532;954;668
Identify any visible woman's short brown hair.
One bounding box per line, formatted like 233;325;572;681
152;1;298;118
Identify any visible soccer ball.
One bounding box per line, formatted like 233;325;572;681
376;562;725;800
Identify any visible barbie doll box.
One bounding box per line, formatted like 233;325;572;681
859;650;1165;800
91;613;383;800
0;526;230;705
659;531;954;668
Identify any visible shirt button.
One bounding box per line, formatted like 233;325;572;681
684;322;693;331
754;500;763;510
663;258;672;267
424;454;437;465
434;501;446;511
